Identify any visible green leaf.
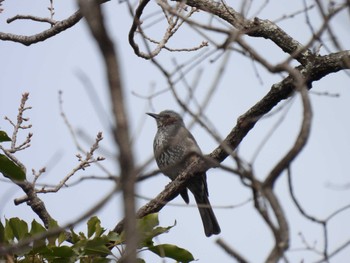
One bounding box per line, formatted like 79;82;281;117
84;258;111;263
58;231;68;245
4;218;14;241
51;246;75;258
30;220;47;248
107;231;123;243
69;228;80;243
84;237;111;256
47;219;60;245
136;213;174;249
87;216;105;238
138;213;159;233
105;231;123;249
0;154;26;181
48;219;59;229
149;225;173;239
0;131;11;142
0;221;5;244
41;246;76;262
8;217;28;241
30;220;46;235
136;213;159;247
148;244;195;263
78;231;87;239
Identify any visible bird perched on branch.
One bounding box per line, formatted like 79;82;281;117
147;110;220;237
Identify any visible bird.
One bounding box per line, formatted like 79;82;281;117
147;110;220;237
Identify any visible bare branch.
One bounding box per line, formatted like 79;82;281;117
112;48;350;263
0;0;110;46
264;66;312;187
129;0;202;59
0;94;32;182
216;238;249;263
14;132;105;204
210;50;350;164
113;156;208;233
171;0;313;65
77;1;136;262
7;15;57;26
0;11;82;45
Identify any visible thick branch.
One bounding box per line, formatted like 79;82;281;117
171;0;314;65
78;1;136;262
16;181;54;228
113;50;350;234
210;51;350;164
114;157;207;233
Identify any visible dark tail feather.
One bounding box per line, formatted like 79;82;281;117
194;193;221;237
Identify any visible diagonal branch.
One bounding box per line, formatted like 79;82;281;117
113;50;350;234
210;51;350;163
170;0;314;65
77;1;137;262
0;11;82;46
114;157;207;233
0;0;110;46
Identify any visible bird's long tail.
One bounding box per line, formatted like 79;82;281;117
193;192;221;237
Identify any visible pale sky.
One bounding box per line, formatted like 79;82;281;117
1;1;350;262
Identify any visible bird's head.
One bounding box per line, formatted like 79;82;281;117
147;110;184;128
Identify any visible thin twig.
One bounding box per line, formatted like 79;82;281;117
7;15;57;25
216;238;249;263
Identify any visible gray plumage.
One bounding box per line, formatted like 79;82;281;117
147;110;220;237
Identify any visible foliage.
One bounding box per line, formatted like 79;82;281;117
0;130;26;182
0;214;194;263
0;153;26;182
0;131;11;142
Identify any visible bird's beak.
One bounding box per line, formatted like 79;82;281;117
146;112;159;119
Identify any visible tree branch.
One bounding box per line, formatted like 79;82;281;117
210;50;350;164
170;0;314;65
0;0;110;46
114;157;207;233
0;10;82;46
77;1;137;262
216;238;249;263
264;66;312;187
112;50;350;239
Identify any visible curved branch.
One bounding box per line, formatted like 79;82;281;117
264;67;312;187
113;50;350;234
7;15;57;25
262;187;289;262
128;0;151;58
128;0;199;59
210;50;350;164
0;11;82;46
171;0;314;65
0;0;110;46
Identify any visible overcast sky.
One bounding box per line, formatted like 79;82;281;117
1;1;350;262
